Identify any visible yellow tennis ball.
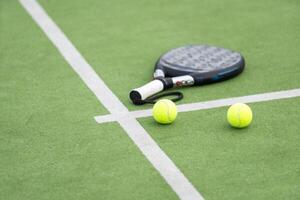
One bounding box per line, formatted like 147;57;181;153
152;99;177;124
227;103;253;128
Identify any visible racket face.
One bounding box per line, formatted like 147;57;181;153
155;45;245;79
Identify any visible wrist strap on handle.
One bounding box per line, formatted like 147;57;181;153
132;91;183;105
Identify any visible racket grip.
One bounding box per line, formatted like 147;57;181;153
130;79;165;104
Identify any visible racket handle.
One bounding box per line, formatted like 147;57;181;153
130;75;195;104
130;79;165;104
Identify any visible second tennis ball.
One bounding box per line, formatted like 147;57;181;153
153;99;177;124
227;103;253;128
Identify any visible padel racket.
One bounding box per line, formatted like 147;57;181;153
130;44;245;105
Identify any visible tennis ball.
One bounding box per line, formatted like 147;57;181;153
152;99;177;124
227;103;253;128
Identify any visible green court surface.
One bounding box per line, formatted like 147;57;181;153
1;0;300;200
0;2;177;200
140;98;300;200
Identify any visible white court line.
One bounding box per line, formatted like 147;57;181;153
94;88;300;123
19;0;205;199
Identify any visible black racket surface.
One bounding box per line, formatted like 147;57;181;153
154;45;245;83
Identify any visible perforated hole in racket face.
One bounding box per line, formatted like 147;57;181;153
157;45;243;76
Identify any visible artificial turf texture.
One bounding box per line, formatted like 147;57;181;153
0;1;178;200
1;0;300;200
140;98;300;200
38;0;300;110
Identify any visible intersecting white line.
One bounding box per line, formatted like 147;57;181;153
94;88;300;123
19;0;205;199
